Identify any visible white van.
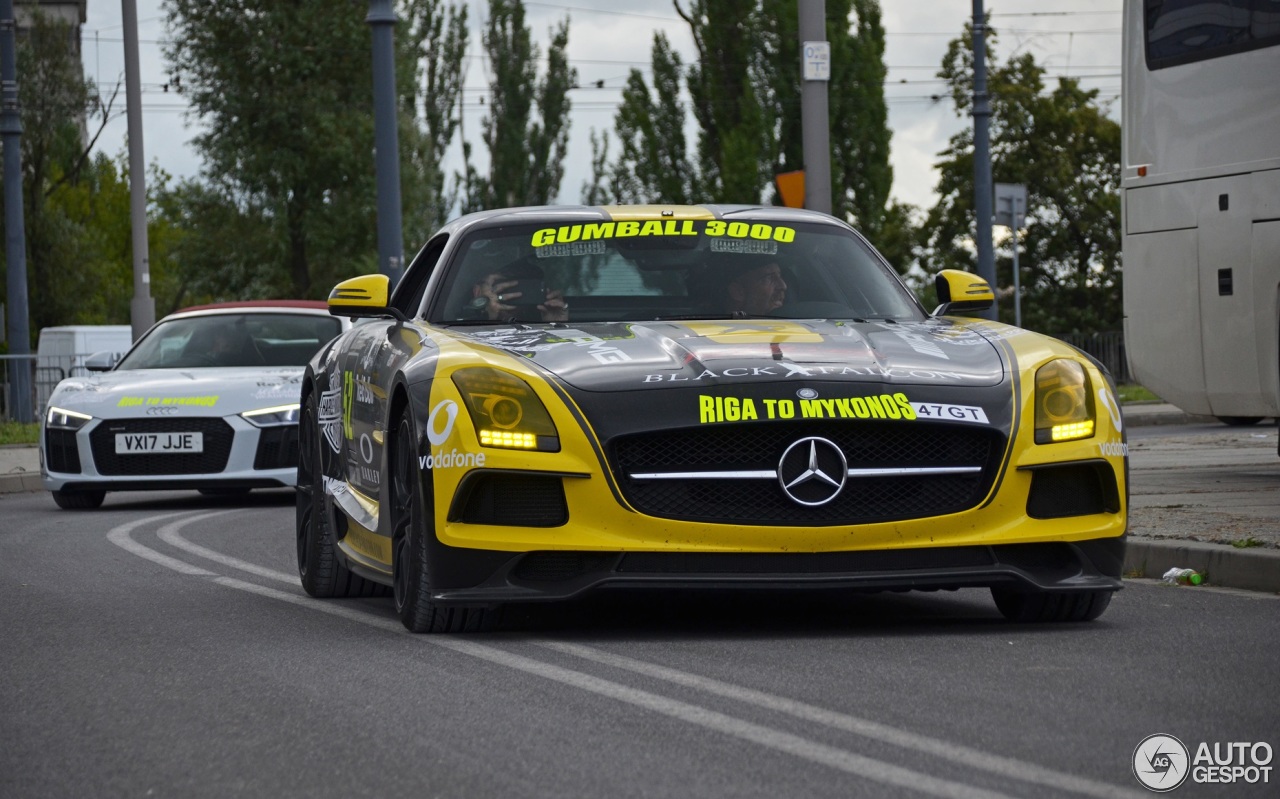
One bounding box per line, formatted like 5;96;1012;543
36;325;135;411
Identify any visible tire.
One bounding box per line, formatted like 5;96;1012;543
51;489;105;510
991;588;1113;623
1216;416;1264;426
296;388;387;598
390;410;500;633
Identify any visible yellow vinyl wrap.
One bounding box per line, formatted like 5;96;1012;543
408;322;1127;557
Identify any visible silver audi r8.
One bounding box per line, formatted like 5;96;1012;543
40;301;349;509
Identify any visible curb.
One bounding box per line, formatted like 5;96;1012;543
1124;537;1280;594
0;472;43;494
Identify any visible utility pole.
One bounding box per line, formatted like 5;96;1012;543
123;0;155;340
368;0;405;286
1;0;32;421
799;0;831;215
972;0;997;320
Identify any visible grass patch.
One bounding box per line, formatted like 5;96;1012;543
0;422;39;446
1117;384;1161;403
1230;537;1265;549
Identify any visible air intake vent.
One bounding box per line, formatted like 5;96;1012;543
1026;461;1120;519
451;472;568;527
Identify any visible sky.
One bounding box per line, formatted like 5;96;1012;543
80;0;1122;216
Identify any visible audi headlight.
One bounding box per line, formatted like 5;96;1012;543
46;406;93;430
452;368;559;451
1034;359;1095;444
241;403;301;427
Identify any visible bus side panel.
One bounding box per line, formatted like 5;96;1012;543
1124;228;1208;414
1197;176;1267;417
1252;221;1280;417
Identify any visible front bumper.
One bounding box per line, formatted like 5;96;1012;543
409;536;1126;606
41;415;298;492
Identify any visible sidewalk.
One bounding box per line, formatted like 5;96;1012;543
5;404;1277;594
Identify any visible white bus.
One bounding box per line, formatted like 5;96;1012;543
1121;0;1280;426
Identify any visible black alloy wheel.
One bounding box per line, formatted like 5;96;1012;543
296;386;385;598
391;410;499;633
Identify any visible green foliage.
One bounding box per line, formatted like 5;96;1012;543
600;32;692;204
677;0;768;203
1117;384;1161;403
402;0;469;239
594;1;892;235
922;22;1123;334
462;0;576;211
0;422;39;446
165;0;383;297
0;12;125;334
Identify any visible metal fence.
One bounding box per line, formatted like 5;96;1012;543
1;354;74;423
1052;331;1132;385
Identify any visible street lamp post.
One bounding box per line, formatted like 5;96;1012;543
368;0;405;286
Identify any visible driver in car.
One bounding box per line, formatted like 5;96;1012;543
723;261;788;315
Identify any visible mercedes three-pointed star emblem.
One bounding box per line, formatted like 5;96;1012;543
777;437;848;506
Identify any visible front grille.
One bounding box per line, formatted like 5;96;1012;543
44;429;81;473
89;418;235;476
253;425;300;470
611;422;1002;525
450;473;568;527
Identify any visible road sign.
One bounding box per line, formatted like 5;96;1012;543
803;41;830;81
994;183;1027;229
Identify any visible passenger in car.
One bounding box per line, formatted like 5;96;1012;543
470;270;569;322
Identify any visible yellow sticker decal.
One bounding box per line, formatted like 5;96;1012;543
118;395;219;407
342;370;355;439
530;220;797;247
699;392;917;424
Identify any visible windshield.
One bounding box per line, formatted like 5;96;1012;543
116;313;343;370
429;217;923;324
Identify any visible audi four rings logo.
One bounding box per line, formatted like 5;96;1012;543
146;407;178;416
777;436;847;506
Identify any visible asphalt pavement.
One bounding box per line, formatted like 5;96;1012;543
5;402;1277;594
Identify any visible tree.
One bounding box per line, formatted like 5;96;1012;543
595;32;691;205
0;11;131;333
588;1;892;230
402;0;468;240
462;0;575;211
676;0;767;203
758;0;891;230
923;23;1122;333
165;0;380;298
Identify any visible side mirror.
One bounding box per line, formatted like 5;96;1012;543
84;351;120;372
328;274;406;321
933;269;995;317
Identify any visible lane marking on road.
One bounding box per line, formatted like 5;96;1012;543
106;512;1137;799
212;575;1018;799
536;641;1145;799
106;512;218;576
156;511;296;583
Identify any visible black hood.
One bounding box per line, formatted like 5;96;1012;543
456;318;1007;393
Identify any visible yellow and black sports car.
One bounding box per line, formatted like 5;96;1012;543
297;205;1127;632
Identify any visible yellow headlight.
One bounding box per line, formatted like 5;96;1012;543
452;368;559;451
1034;359;1095;444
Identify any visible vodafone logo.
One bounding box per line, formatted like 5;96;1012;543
426;399;459;447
